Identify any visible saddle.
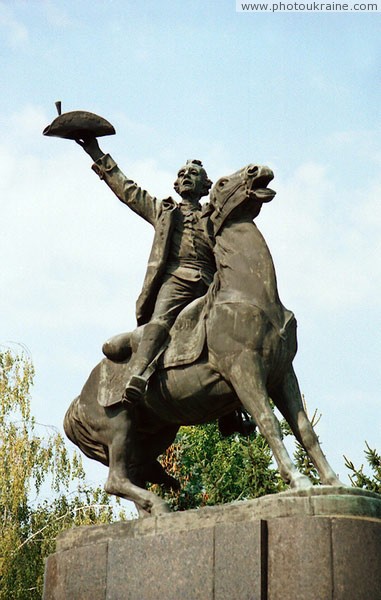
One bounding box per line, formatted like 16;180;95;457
161;295;207;369
98;295;208;408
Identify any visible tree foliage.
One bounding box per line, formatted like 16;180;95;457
0;349;127;600
150;400;327;511
344;443;381;493
150;422;286;510
151;401;381;511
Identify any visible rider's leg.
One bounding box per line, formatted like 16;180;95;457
124;275;208;403
124;321;170;402
127;322;169;377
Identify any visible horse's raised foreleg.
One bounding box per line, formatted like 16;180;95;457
272;368;344;486
226;350;312;490
104;408;171;516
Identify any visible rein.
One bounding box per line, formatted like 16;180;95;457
211;177;251;235
212;178;247;217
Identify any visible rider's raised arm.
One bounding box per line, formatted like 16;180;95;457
79;136;160;226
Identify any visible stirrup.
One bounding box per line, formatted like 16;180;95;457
122;375;147;405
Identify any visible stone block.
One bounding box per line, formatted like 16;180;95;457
332;517;381;600
267;516;333;600
43;541;107;600
214;519;265;600
106;527;214;600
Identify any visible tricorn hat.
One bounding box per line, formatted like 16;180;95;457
43;103;115;140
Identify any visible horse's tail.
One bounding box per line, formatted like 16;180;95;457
64;396;109;466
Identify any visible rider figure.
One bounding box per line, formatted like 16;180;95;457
79;137;215;403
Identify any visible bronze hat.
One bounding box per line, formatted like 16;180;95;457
43;109;115;140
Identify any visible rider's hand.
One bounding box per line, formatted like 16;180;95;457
76;136;104;162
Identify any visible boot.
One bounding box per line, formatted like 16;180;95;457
123;323;168;404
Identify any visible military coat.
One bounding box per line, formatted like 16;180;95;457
92;154;213;326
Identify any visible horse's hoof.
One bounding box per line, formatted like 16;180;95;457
150;501;171;516
328;478;347;488
291;474;313;490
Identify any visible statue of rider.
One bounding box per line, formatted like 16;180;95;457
79;137;215;403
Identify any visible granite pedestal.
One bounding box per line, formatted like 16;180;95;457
43;487;381;600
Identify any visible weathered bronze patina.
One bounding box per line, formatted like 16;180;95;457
43;104;115;140
44;107;343;515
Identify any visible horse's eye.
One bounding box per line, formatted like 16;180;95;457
219;179;228;187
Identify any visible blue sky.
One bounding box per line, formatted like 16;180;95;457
1;1;380;497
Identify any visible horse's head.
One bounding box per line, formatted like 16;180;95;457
207;164;275;235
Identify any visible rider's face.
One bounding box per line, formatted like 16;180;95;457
175;164;205;202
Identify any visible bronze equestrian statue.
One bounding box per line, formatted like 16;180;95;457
63;159;343;516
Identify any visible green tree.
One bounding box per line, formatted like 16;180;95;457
151;400;381;511
150;422;286;511
344;443;381;493
0;349;127;600
150;399;327;511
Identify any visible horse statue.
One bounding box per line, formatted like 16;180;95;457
64;163;342;516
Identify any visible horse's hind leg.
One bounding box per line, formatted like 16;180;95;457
271;367;344;486
104;408;171;516
227;351;312;490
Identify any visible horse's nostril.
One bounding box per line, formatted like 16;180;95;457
247;165;259;176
